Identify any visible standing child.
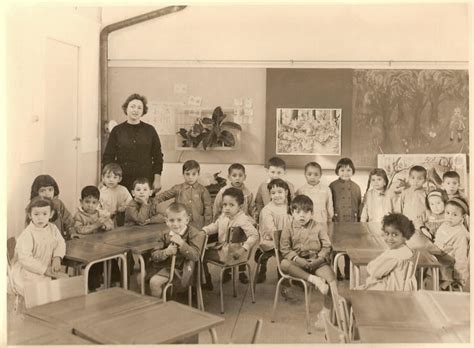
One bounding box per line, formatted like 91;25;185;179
360;168;393;223
433;197;469;289
28;175;75;240
99;163;132;227
279;195;337;325
143;203;205;297
398;165;428;229
155;160;212;229
125;178;166;226
296;162;334;223
419;189;448;241
359;213;417;291
10;198;67;297
203;188;259;288
213;163;255;221
255;157;295;221
329;157;362;222
255;179;292;283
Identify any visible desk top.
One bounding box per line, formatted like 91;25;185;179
347;248;440;268
73;300;224;344
8;315;92;345
327;223;384;252
65;239;128;263
25;287;161;329
357;325;444;343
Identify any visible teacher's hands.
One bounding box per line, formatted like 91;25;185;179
153;174;162;193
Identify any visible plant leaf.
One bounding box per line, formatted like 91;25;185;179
177;128;188;138
201;117;213;125
219;130;235;147
212;106;226;125
221;121;242;131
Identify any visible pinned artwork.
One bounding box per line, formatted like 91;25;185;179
276;108;341;155
187;96;202;107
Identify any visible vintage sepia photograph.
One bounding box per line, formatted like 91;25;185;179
3;1;472;346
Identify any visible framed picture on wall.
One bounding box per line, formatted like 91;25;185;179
276;108;342;156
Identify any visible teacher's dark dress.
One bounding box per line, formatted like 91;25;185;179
103;121;163;192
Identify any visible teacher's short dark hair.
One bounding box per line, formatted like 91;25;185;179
122;93;149;115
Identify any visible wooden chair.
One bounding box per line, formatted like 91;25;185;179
270;230;314;334
323;311;347;343
402;250;420;291
23;275;86;309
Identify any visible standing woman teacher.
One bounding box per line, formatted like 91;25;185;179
103;93;163;193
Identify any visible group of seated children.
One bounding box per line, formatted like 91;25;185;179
9;155;469;306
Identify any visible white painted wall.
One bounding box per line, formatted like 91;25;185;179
6;6;101;237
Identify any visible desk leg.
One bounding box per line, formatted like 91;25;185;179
433;268;439;291
349;260;354;289
107;260;112;287
103;260;109;289
209;328;218;344
119;254;128;290
333;252;345;277
420;267;424;290
355;265;360;288
84;263;91;294
137;253;146;295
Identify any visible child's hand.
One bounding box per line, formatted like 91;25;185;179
51;256;62;272
306;258;324;272
232;246;246;260
170;234;184;246
165;244;178;256
134;197;147;205
295;256;309;268
139;219;151;226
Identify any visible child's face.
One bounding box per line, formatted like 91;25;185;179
102;172;121;188
305;166;321;186
183;168;199;186
222;195;241;218
428;196;445;215
444;204;464;227
371;175;386;191
442;177;460;196
409;171;426;189
228;169;246;188
38;186;55;200
267;166;285;180
292;208;312;227
166;210;189;233
270;186;288;205
338;165;353;181
383;224;406;250
29;206;54;228
80;195;100;214
132;183;152;201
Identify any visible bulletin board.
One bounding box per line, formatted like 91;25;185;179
107;67;267;164
265;68;353;169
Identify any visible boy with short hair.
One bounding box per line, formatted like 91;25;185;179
442;171;467;201
99;163;132;226
155;160;212;229
125;178;166;226
399;165;428;229
255;156;295;220
213;163;256;221
143;203;205;297
296;162;334;223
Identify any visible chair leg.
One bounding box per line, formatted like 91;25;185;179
219;267;225;314
271;277;285;323
246;263;255;304
232;266;237;298
188;286;193;307
302;282;312;334
253;252;264;293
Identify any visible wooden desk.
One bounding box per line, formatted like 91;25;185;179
25;288;161;329
73;300;224;344
346;248;441;290
65;239;129;292
350;290;470;343
8;315;92;345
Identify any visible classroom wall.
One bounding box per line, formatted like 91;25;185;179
6;7;101;238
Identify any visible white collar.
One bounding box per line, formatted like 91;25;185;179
170;226;187;237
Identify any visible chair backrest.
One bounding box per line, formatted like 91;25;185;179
24;275;86;309
272;230;284;275
250;319;263;344
323;311;347;343
7;237;16;266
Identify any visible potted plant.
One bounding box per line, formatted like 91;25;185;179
177;106;242;150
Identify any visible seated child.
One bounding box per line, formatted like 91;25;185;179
73;186;114;291
99;163;132;227
419;189;448;241
143;203;205;298
203;187;259;288
155;160;212;229
360;168;393;223
432;197;469;289
359;213;417;291
280;195;337;323
28;174;75;240
10;198;68;297
255;179;291;283
213;163;255;221
296;162;334;223
255;157;295;221
125;178;166;226
398;165;428;229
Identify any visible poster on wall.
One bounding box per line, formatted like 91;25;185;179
276;108;341;155
352;69;469;167
377;153;468;197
